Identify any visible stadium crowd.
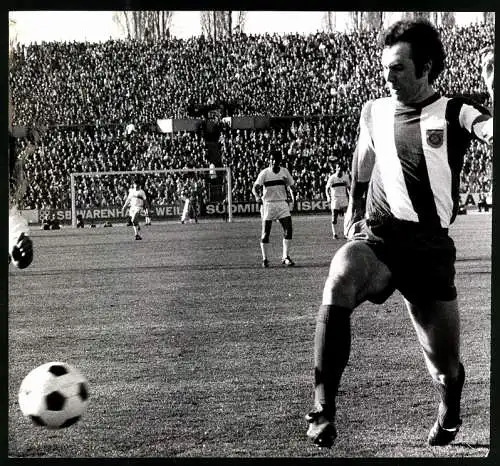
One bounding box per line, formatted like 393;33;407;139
9;22;494;210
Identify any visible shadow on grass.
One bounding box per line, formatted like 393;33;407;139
13;261;332;277
453;442;490;449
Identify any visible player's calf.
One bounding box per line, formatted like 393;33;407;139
428;363;465;446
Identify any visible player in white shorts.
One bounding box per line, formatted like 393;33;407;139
252;150;295;268
121;178;150;240
325;164;350;239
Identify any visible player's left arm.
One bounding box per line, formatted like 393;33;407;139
345;174;352;197
325;176;333;202
471;47;494;145
469;107;493;145
142;191;150;211
121;196;131;216
285;169;295;207
287;185;295;209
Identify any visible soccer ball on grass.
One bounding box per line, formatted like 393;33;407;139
18;361;89;429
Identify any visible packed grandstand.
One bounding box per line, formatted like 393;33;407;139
9;23;494;219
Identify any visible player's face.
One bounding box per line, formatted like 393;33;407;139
382;42;431;105
270;154;281;167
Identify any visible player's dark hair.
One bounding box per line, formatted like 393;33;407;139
271;149;283;162
381;19;445;84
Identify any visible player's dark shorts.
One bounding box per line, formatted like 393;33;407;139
351;218;457;304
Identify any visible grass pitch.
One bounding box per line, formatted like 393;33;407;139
8;213;491;457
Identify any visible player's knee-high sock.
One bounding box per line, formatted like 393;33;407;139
314;304;352;419
181;199;190;222
433;363;465;428
260;242;269;260
334;221;342;238
282;238;291;259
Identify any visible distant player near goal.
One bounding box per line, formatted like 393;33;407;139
121;177;150;240
325;163;350;239
179;178;201;224
252;149;295;268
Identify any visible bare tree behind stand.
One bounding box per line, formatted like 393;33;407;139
348;12;385;31
483;12;495;25
323;12;336;33
235;11;247;33
201;11;246;40
440;12;456;27
403;11;437;21
9;18;19;51
113;11;173;40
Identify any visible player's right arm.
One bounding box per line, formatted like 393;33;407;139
121;192;131;216
252;171;264;203
345;101;376;238
325;175;334;202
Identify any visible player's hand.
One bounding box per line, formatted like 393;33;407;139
255;196;262;204
11;233;33;269
344;203;365;239
481;46;494;99
478;118;494;145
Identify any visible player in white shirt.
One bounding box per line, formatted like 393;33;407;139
325;164;351;239
121;178;150;240
252;150;295;267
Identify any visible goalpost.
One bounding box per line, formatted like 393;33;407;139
69;167;233;227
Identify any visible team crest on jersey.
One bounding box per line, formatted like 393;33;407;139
426;129;444;148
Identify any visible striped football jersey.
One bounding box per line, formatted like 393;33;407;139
326;173;350;202
356;93;490;228
255;166;294;202
126;188;147;209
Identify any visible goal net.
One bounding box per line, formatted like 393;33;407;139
69;167;233;227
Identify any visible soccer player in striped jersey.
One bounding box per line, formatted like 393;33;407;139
252;150;295;267
121;178;149;240
325;163;351;239
306;20;494;449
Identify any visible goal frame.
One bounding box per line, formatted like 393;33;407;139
69;167;233;227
